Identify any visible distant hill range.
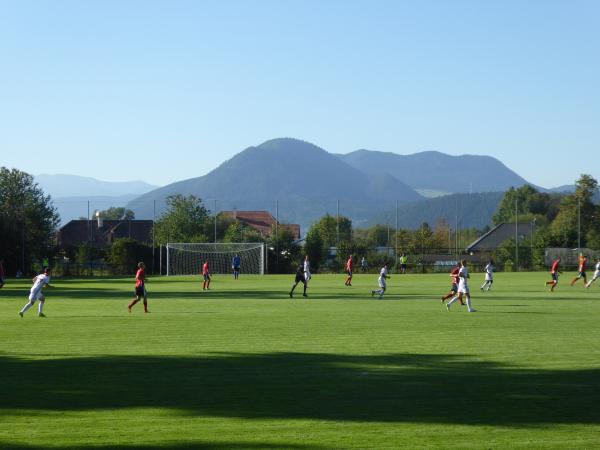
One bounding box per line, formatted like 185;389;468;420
35;174;157;198
126;138;542;231
38;139;571;231
338;149;533;196
35;174;158;224
375;192;505;230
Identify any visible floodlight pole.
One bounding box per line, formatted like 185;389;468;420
275;200;279;271
578;198;581;250
395;200;399;271
515;197;518;271
214;199;217;243
152;200;156;275
336;200;340;246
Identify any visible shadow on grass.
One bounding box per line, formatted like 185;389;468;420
0;442;322;450
1;352;599;427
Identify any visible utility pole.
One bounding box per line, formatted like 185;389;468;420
515;197;519;271
152;199;156;275
578;197;581;250
336;200;340;246
395;200;399;271
214;199;217;243
275;200;279;270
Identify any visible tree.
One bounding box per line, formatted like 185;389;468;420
107;238;152;274
0;168;59;274
311;214;352;247
98;207;135;220
303;214;353;271
304;227;325;271
550;174;599;248
268;224;300;273
366;224;390;247
223;221;263;243
154;195;211;244
493;185;561;225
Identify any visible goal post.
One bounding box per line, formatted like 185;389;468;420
166;242;265;276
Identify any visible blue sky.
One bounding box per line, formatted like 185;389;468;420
1;0;598;188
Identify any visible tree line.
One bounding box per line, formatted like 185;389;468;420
1;166;598;275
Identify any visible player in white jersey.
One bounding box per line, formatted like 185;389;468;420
371;262;390;299
303;255;312;282
19;267;52;318
585;259;600;288
446;260;476;312
480;259;494;291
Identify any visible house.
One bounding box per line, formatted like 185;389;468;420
466;222;535;255
57;219;154;249
220;210;301;240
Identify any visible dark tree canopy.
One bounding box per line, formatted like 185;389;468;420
154;194;211;244
0;168;59;274
98;207;135;220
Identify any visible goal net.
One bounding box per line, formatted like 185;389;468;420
166;242;265;275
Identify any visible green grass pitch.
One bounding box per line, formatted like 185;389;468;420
1;272;600;449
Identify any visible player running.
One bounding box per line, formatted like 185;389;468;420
585;258;600;288
128;262;149;313
481;259;494;291
303;255;312;283
441;262;464;304
19;267;52;318
232;254;241;280
289;263;308;298
545;256;561;292
344;254;354;286
371;262;390;299
202;260;211;290
446;260;476;313
570;253;588;286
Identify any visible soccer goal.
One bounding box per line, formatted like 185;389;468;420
165;242;265;276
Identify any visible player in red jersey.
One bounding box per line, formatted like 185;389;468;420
570;254;588;286
128;262;149;313
202;260;211;290
344;254;354;286
441;262;464;305
545;257;561;292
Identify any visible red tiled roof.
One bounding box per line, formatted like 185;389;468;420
220;211;300;239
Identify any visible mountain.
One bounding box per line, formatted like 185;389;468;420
52;194;142;225
35;174;159;224
548;184;576;193
35;174;158;198
373;192;505;230
128;138;424;229
338;150;532;196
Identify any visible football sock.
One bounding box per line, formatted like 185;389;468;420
128;299;138;309
20;302;33;314
447;297;458;306
38;301;44;314
143;300;148;312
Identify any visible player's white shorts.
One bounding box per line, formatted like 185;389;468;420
593;271;600;280
485;274;493;281
458;282;469;294
304;271;311;281
28;289;44;302
378;277;386;289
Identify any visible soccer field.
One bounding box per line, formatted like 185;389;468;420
1;272;600;449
